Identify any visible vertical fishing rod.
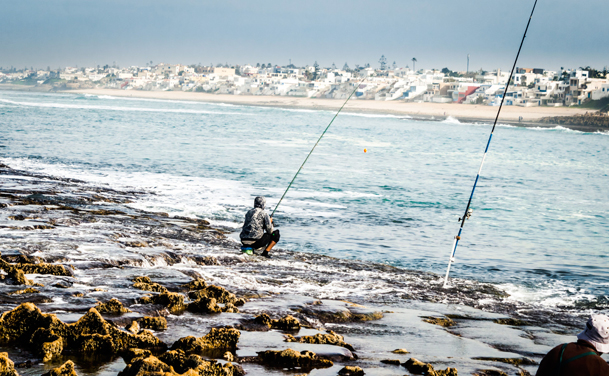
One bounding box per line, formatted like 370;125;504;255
271;76;366;217
443;0;539;287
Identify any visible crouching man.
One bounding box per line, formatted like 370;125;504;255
240;196;279;258
536;314;609;375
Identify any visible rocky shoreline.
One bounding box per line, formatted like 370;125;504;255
1;162;603;375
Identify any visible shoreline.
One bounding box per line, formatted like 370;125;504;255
2;84;602;131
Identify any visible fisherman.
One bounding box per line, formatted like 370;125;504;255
535;314;609;376
240;196;279;258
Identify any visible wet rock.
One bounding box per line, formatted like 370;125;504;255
0;259;33;285
158;349;206;374
252;313;301;330
117;355;172;376
188;284;238;305
95;298;132;314
0;352;18;376
16;263;72;277
126;321;140;334
133;282;168;294
474;370;508;376
171;327;240;353
0;303;68;346
52;280;73;289
187;297;222;314
41;360;78;376
493;318;529;326
132;276;151;284
471;357;536;366
180;278;207;291
14;360;32;369
338;366;365;375
257;348;333;370
124;241;149;248
392;348;409;354
122;348;152;364
298;303;383;323
8;288;39;295
30;328;63;362
271;315;301;331
0;303;165;358
285;330;354;351
137;317;167;331
422;316;455;327
380;359;401;365
223;351;235;362
139;292;185;313
118;354;243;376
403;358;458;376
75;333;115;353
254;313;272;327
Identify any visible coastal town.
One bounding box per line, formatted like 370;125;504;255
1;58;608;108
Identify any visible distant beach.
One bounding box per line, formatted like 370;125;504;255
65;88;590;126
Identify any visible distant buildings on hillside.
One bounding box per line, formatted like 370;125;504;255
1;62;608;107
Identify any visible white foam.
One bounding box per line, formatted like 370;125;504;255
442;116;461;124
0;98;251;116
341;112;405;119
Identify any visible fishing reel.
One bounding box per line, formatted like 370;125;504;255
458;208;473;222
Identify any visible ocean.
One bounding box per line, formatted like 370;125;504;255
1;89;608;312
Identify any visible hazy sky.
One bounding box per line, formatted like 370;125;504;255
1;0;606;72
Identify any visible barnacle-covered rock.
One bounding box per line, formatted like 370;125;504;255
180;278;207;291
338;366;365;375
30;328;63;362
403;358;458;376
0;352;18;376
257;348;333;370
285;330;354;351
95;299;131;314
171;327;240;353
139;292;185;313
41;360;78;376
138;317;167;331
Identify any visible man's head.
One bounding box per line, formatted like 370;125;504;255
578;314;609;353
254;196;266;209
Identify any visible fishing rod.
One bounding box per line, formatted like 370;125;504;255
443;0;539;287
271;76;366;218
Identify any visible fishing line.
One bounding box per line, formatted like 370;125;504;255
443;0;539;287
271;77;366;217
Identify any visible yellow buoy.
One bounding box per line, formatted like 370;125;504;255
364;148;367;153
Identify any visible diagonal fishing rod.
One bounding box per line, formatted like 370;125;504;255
271;76;366;217
443;0;539;287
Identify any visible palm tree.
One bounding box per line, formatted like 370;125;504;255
412;58;417;72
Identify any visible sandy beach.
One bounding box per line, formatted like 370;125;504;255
67;88;589;124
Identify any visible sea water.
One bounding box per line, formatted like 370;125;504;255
1;90;608;311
